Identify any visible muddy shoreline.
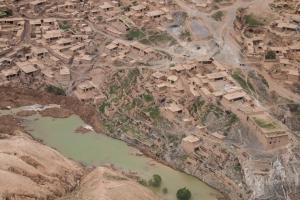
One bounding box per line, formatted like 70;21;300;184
0;86;228;200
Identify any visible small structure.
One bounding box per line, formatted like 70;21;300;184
248;113;288;149
181;135;200;154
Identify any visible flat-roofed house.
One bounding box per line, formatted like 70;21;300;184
248;113;288;149
31;46;48;58
146;10;165;19
30;0;47;12
1;68;20;81
43;30;62;42
181;135;200;154
287;69;299;82
206;71;228;81
74;80;97;103
100;2;114;12
16;61;40;83
223;91;246;104
131;4;147;12
58;66;70;87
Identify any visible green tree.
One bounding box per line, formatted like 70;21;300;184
176;187;192;200
148;174;162;187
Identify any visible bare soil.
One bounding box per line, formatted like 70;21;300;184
0;86;103;133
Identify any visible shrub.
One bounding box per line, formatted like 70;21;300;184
148;174;162;187
143;93;154;102
244;14;263;27
0;9;12;18
146;106;160;119
212;11;224;21
46;85;66;96
265;51;276;60
176;187;191;200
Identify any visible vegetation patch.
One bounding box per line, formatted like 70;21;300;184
126;28;145;40
59;21;71;31
176;187;191;200
265;51;276;60
148;174;162;187
253;117;278;129
46;85;66;96
211;11;224;21
98;102;110;113
145;106;160;120
244;14;263;27
0;9;12;18
232;70;255;94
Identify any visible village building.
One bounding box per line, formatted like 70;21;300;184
248;113;289;149
74;80;98;103
181;135;200;154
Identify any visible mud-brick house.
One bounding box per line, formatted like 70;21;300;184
287;69;299;82
181;135;200;154
16;61;40;83
1;68;20;82
248;113;289;149
73;80;98;104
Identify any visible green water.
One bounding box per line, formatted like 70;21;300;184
23;114;222;200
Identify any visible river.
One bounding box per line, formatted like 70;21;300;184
2;106;222;200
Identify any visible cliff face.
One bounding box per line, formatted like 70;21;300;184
241;144;300;200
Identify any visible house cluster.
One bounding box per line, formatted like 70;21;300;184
0;18;25;56
0;15;97;89
235;0;300;88
87;0;174;34
183;0;235;12
104;39;164;64
146;57;288;150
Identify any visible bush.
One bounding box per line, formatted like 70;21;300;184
212;11;224;21
143;93;154;102
265;51;276;60
46;85;66;96
138;178;148;186
176;187;191;200
148;174;162;187
0;9;12;18
59;21;71;31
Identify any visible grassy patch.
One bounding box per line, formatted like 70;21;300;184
244;14;263;27
46;85;66;96
232;70;255;93
59;21;71;31
145;106;160;120
99;102;110;113
126;28;145;40
253;117;278;129
190;97;205;114
0;9;12;18
143;93;154;102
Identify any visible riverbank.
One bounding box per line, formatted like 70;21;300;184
0;86;230;200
